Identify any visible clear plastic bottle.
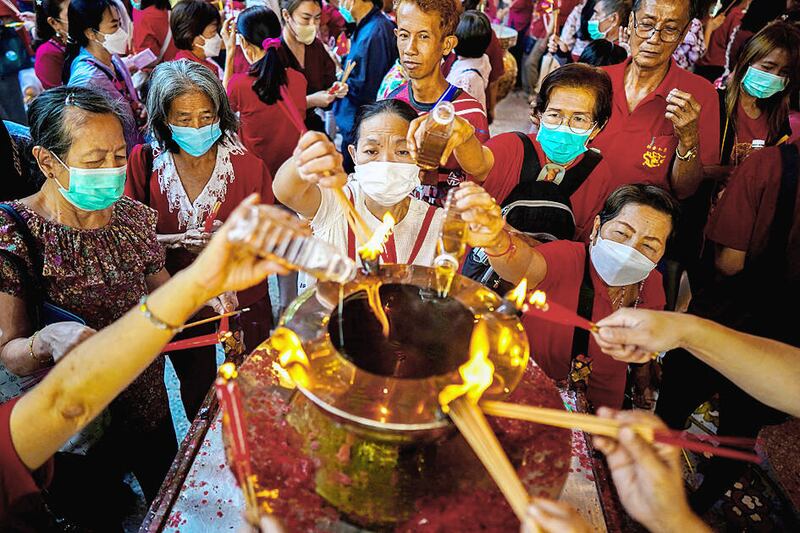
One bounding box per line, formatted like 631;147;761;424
433;189;468;296
227;206;358;284
416;101;456;171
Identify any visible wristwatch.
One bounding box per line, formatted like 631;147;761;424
675;144;698;161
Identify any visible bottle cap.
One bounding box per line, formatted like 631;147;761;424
431;101;455;125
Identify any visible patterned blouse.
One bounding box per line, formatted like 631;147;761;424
672;18;706;71
0;197;170;432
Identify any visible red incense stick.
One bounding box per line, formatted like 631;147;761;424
525;290;598;332
203;200;222;233
163;316;231;352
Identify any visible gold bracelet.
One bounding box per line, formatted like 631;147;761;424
28;331;39;363
138;296;183;333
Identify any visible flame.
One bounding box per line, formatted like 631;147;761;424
365;282;391;337
528;290;548;310
358;213;396;262
270;327;310;388
505;278;528;310
439;321;495;412
219;362;238;380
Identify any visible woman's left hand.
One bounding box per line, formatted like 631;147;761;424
222;16;237;52
407;114;476;167
186;194;306;299
329;82;349;99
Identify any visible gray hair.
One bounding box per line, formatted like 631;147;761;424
27;86;126;158
146;60;239;153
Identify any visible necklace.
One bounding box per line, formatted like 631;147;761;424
611;280;645;310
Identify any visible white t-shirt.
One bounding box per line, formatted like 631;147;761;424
299;180;444;291
446;55;492;110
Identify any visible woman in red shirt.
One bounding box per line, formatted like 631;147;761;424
125;60;274;421
452;182;678;409
132;0;178;65
33;0;68;89
169;0;225;78
226;6;308;177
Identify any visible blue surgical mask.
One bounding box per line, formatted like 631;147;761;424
587;20;606;40
131;0;142;9
339;5;355;23
52;153;125;211
742;66;787;99
536;124;592;165
170;122;222;157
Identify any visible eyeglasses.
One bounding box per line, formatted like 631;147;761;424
538;111;596;134
632;13;688;44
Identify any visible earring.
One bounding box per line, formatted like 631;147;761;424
49;173;54;178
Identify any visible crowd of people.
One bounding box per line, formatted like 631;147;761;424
0;0;798;530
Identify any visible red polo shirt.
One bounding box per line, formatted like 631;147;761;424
695;6;745;69
482;132;616;241
132;6;178;63
528;241;666;408
173;50;223;78
592;59;720;192
705;140;800;275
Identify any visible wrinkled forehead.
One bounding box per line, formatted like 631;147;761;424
357;112;411;144
606;203;673;242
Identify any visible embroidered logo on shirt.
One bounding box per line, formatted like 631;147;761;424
642;137;669;169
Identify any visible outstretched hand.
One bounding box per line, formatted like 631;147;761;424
592;308;688;363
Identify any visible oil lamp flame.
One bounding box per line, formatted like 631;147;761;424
273;327;309;369
439;321;495;412
505;278;528;310
528;290;548;310
357;213;396;262
219;362;238;380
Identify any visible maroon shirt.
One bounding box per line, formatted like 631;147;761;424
34;39;65;90
529;241;666;408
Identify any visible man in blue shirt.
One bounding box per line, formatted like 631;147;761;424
334;0;398;171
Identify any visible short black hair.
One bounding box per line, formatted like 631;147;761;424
599;184;681;238
353;98;419;145
631;0;704;22
578;39;628;66
597;0;633;22
534;63;613;127
171;0;221;51
454;10;492;58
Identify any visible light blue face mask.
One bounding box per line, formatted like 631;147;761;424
338;5;355;24
536;124;593;165
131;0;142;9
742;65;788;99
52;153;125;211
170;121;222;157
587;19;607;40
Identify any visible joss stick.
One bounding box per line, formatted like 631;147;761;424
163;316;231;352
181;308;250;330
449;398;534;524
340;60;356;84
203;201;222;233
526;290;597;332
480;401;761;464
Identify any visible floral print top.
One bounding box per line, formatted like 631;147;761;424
672;18;706;71
0;196;170;431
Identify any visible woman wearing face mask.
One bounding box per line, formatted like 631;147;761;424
274;98;445;289
280;0;342;132
225;6;307;176
549;0;630;57
64;0;144;150
126;60;275;422
170;0;226;79
33;0;69;90
452;182;678;409
0;86;175;526
427;63;617;242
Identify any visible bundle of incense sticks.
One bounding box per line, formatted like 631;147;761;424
480;401;761;463
203;201;222;233
525;290;597;332
162;315;232;352
328;60;357;94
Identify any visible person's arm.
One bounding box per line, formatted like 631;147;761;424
714;245;745;276
666;89;705;198
592;309;800;417
702;14;726;57
9;195;300;470
452;182;547;287
406;115;495;181
221;16;236;90
273;131;347;219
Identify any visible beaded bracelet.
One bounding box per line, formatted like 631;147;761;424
138;296;183;333
485;230;515;258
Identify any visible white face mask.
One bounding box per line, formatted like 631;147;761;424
199;33;223;58
96;27;128;55
590;235;657;287
353;161;421;207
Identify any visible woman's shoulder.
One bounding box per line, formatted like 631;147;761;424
114;196;159;232
35;40;64;58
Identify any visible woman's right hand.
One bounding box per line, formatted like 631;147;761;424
37;322;97;363
547;34;567;55
222;16;237;53
293;131;348;189
452;182;506;249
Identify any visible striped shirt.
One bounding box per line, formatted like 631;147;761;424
387;82;490;205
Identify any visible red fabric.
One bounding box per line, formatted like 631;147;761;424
705;140;800;273
173;49;222;78
529;0;580;40
696;7;745;68
0;398;54;522
527;241;666;408
320;3;346;43
227;69;308;177
486;32;505;84
132;6;178;62
33;39;65;90
124;143;273;306
482;132;615;241
591;58;720;192
508;0;534;32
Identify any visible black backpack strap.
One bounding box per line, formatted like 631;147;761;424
762;143;799;269
514;132;542;186
559;149;602;198
571;247;594;360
